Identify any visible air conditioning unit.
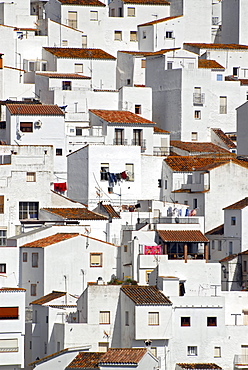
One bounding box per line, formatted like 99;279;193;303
35;120;42;128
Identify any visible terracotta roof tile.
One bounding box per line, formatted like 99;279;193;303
90;109;155;124
59;0;106;6
206;224;224;235
177;364;222;369
170;141;231;154
219;254;238;263
99;348;148;364
30;291;66;305
123;0;170;4
6;104;65;116
184;43;248;50
43;208;108;220
66;352;103;368
157;230;208;242
43;47;116;60
134;84;146;87
0;287;26;292
139;15;182;26
223;197;248;210
165;157;248;172
154;126;170;133
21;233;79;248
29;348;69;366
102;204;120;218
121;285;172;305
36;73;91;79
212;128;236;149
198;59;225;70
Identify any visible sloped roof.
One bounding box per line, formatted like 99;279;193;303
219;254;238;263
154;126;170;133
121;285;172;305
6;104;65;116
36;73;91;79
165;157;248;172
89;109;155;124
212;128;236;149
184;43;248;50
223;197;248;210
66;352;103;369
206;224;224;235
123;0;169;4
58;0;106;6
0;287;26;292
139;15;182;27
157;230;208;242
101;204;120;218
43;47;116;60
21;233;79;248
30;291;66;305
177;364;222;370
198;59;225;70
170;141;231;154
42;208;108;220
99;348;148;365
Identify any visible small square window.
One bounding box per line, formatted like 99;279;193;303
23;252;28;262
165;31;173;39
141;59;146;68
26;172;36;182
76;127;83;136
62;40;68;46
130;31;137;42
214;346;221;357
0;263;6;273
146;270;153;283
135;105;141;114
99;311;110;324
231;216;236;225
20;122;33;132
188;346;197;356
233;67;239;77
31;284;37;296
75;63;83;73
90;253;102;267
114;30;122;41
0;122;6;129
193;198;197;209
124;245;128;252
148;312;159;325
56;148;63;156
98;342;109;352
191;132;198;141
217;74;223;81
167;62;173;70
62;81;71;90
90;10;98;21
127;7;135;16
194;110;201;119
181;317;190;326
207;317;217;326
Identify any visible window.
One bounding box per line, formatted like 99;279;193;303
167;62;173;70
207;317;217;326
212;240;215;250
135;105;141;114
90;253;102;267
0;195;4;213
56;148;63;156
31;284;37;296
0;230;6;246
158;179;162;188
165;31;173;39
244;260;247;273
181;317;190;326
44;342;47;354
0;338;18;352
19;202;38;219
76;127;83;136
0;307;18;320
130;31;137;42
141;59;146;68
150;347;157;357
133;129;142;145
46;316;48;324
99;311;110;324
90;10;98;20
148;312;159;326
127;78;131;85
193;87;204;105
187;346;197;356
194;110;201;119
229;241;233;255
20;122;33;132
164;180;167;189
23;252;27;262
100;163;109;181
193;198;197;209
111;8;115;16
127;7;135;16
29;61;35;72
62;40;68;47
75;63;83;73
115;128;124;145
124;245;128;252
68;11;77;28
126;163;134;181
146;270;153;283
231;216;236;225
233;67;239;77
26;172;36;182
0;122;6;129
32;253;38;268
220;96;227;114
98;342;109;352
125;311;129;326
191;132;198;141
218;241;222;251
0;263;6;273
114;30;122;41
143;31;146;39
217;74;223;81
82;35;87;48
57;342;60;352
62;81;71;90
214;346;221;357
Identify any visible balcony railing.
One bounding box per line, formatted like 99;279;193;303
153;147;170;156
113;139;128;145
193;93;205;105
138;217;199;224
234;355;248;366
131;139;146;152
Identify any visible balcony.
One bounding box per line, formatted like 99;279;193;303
113;139;128;145
131;139;146;152
234;355;248;368
193;93;205;105
138;217;199;225
153;147;170;156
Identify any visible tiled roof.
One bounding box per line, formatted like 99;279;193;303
30;291;66;305
184;43;248;50
21;233;79;248
43;47;116;60
29;348;69;366
102;204;120;218
139;15;182;26
219;254;238;263
154;126;170;133
36;73;91;79
89;109;155;124
157;230;208;242
177;364;222;370
212;128;236;149
223;197;248;210
164;156;228;172
100;349;148;365
6;104;65;116
123;0;170;4
66;352;103;368
206;224;224;235
0;287;26;292
120;49;180;56
170;141;231;154
42;208;108;220
198;59;225;70
121;285;172;305
59;0;105;6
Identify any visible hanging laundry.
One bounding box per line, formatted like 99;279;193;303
185;208;189;216
121;171;127;180
144;245;162;255
167;206;173;216
54;183;67;192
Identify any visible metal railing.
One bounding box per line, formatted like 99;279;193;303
131;139;146;152
113;139;128;145
193;93;205;105
220;105;227;114
153;147;170;156
139;217;199;224
234;355;248;365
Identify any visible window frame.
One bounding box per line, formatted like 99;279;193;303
181;317;191;326
127;7;135;16
32;252;39;268
90;253;102;267
125;163;134;181
207;317;217;326
100;163;109;181
0;263;6;273
135;105;141;114
214;346;221;357
19;202;39;220
0;230;6;246
130;31;138;42
114;30;122;41
90;10;98;21
26;172;36;182
0;307;18;320
165;31;173;39
20;122;33;133
62;81;72;91
31;284;37;296
23;252;27;262
148;312;159;326
187;346;197;356
99;311;110;324
74;63;83;73
68;10;77;29
231;216;236;225
56;148;63;156
194;110;201;119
